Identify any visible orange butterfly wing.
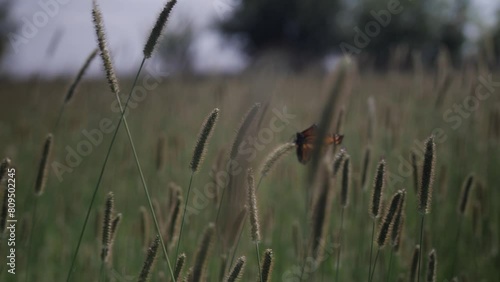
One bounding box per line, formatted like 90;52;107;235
296;125;317;164
324;134;344;145
295;124;344;164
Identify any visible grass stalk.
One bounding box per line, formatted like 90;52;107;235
386;248;394;282
255;243;262;282
417;214;425;282
175;171;194;260
335;207;345;281
367;220;375;282
369;248;380;282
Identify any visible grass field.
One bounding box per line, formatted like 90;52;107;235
0;59;499;282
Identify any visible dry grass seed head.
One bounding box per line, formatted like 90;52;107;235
35;134;53;196
360;146;371;189
225;256;246;282
138;235;160;282
101;192;114;262
426;249;437;282
409;245;420;282
0;157;11;183
391;189;406;246
310;173;333;261
143;0;178;58
174;253;186;282
64;48;98;103
410;150;419;194
229;103;261;160
458;174;474;215
261;249;274;282
332;148;346;176
190;108;219;172
192;223;215;282
246;168;260;242
92;0;120;95
139;206;151;251
166;195;183;248
376;190;403;248
418;136;436;214
260;143;295;178
370;159;386;218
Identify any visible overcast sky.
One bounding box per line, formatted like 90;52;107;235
0;0;498;79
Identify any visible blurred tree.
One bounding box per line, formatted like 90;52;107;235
491;11;500;67
340;0;467;69
219;0;343;67
219;0;468;69
0;0;15;60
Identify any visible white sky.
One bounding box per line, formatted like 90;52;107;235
0;0;498;78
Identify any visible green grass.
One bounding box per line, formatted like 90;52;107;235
0;68;499;281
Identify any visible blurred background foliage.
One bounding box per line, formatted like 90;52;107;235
0;0;500;71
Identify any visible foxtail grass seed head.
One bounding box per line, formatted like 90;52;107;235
246;168;261;242
229;103;261;160
190;108;219;172
64;48;98;103
139;206;150;251
376;190;403;248
360;146;371;189
101;192;114;262
92;0;120;95
184;267;193;282
174;253;186;282
410;245;420;282
261;249;274;282
391;190;406;247
260;143;295;178
332;148;346;176
138;235;160;282
340;155;350;207
311;174;333;261
193;223;215;282
458;174;474;215
225;256;246;282
370;159;386;218
111;213;122;240
393;216;405;252
35;134;53;196
0;194;7;233
143;0;178;58
0;157;11;183
411;151;419;194
426;249;437;282
167;195;182;247
418;136;436;214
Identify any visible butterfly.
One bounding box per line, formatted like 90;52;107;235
294;124;344;164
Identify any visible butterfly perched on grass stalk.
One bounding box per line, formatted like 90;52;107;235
294;124;344;164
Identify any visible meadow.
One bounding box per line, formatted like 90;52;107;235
0;1;499;281
0;55;499;282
